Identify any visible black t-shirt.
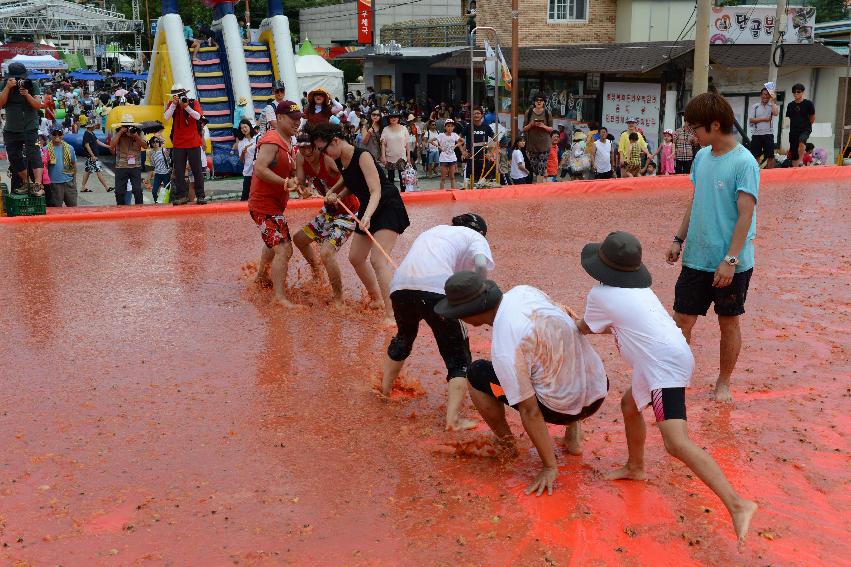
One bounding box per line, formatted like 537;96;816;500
83;130;98;155
463;122;493;159
785;99;815;132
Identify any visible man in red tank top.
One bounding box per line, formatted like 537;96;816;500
291;134;360;305
247;100;303;307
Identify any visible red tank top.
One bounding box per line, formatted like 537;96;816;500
302;154;359;213
248;130;293;215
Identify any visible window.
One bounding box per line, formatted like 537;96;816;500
548;0;588;22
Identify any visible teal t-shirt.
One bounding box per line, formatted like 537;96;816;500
184;25;193;40
684;144;759;273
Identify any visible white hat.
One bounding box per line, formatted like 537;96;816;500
114;113;141;128
170;83;189;96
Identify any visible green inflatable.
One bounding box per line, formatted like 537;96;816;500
55;108;66;119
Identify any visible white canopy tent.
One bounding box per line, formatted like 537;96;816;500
1;53;66;72
295;54;344;103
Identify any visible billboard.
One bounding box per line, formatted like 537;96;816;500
710;5;816;45
602;82;662;149
358;0;373;45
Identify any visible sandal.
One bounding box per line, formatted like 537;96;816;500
81;188;93;192
106;186;114;192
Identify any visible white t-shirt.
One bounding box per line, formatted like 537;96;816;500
425;130;440;151
751;102;775;136
510;149;526;179
381;125;408;162
238;136;256;177
593;139;612;173
492;286;608;414
390;225;494;295
583;284;694;410
38;117;52;137
347;109;359;126
436;132;460;163
263;101;279;128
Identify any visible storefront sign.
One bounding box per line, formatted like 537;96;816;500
602;81;661;148
357;0;373;45
710;5;815;45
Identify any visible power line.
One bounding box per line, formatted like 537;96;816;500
667;2;696;62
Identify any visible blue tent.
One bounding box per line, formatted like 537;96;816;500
132;72;149;81
27;71;51;80
112;70;135;79
69;70;105;81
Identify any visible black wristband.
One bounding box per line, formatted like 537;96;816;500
673;235;685;244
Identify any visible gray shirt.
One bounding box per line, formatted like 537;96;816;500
751;102;776;136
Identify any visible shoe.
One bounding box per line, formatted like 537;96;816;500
30;182;45;197
12;182;29;195
81;188;93;193
106;186;114;193
172;197;190;206
196;197;208;205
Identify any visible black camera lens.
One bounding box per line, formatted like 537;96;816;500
180;96;189;104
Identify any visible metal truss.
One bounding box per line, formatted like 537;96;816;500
0;0;141;35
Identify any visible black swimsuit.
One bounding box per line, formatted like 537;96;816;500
337;147;410;236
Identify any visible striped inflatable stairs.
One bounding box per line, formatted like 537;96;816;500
191;45;241;174
244;43;275;123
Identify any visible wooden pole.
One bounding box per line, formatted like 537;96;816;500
510;0;518;143
692;0;711;95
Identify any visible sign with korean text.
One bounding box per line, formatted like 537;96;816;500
357;0;373;45
710;6;815;45
601;82;662;149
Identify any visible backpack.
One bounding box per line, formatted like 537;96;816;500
525;107;551;126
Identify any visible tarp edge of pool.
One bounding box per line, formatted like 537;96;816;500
2;166;848;225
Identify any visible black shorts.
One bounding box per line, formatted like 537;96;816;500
788;130;810;160
673;266;753;317
387;290;471;381
467;360;607;425
749;134;775;160
594;170;613;179
650;387;686;422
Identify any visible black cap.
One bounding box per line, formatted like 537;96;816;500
451;213;487;237
7;62;27;79
434;272;503;319
580;231;651;288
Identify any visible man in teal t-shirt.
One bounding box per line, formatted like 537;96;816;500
666;93;759;404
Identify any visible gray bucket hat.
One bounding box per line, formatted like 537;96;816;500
581;231;651;288
434;271;503;319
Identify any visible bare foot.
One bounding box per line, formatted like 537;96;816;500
604;464;647;481
367;299;384;311
562;422;583;455
732;499;758;548
446;417;479;432
272;296;301;309
330;296;345;309
712;381;734;403
381;316;397;328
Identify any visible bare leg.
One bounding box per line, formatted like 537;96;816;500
255;245;274;286
96;170;110;189
348;233;382;307
448;165;456;189
467;384;514;440
658;419;757;545
81;170;91;191
562;421;583;455
673;311;698;344
369;229;399;324
381;356;404;395
439;166;446;189
320;241;344;304
292;229;323;281
270;242;297;307
446;377;478;431
605;388;648;480
715;315;741;402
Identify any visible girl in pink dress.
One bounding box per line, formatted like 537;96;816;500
654;129;676;175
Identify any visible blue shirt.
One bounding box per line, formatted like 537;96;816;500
48;143;76;184
684;144;759;272
233;104;248;127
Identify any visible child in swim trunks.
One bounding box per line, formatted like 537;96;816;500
573;231;758;546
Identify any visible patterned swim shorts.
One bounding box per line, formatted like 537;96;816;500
527;151;550;176
250;210;292;249
302;207;356;251
84;157;102;173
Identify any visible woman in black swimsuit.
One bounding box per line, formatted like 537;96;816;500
309;123;410;324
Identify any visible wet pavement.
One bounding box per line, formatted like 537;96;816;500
0;176;848;566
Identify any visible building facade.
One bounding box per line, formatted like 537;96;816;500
476;0;617;46
299;0;464;47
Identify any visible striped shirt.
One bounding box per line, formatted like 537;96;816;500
150;149;171;175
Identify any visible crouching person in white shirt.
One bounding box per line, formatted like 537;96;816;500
382;213;494;432
435;272;608;496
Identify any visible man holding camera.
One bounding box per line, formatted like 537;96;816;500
0;62;45;196
164;83;206;205
110;114;148;205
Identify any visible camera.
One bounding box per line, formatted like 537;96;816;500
17;79;33;92
127;126;140;134
180;96;189;104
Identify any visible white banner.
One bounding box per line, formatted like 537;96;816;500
710;5;815;45
601;82;662;149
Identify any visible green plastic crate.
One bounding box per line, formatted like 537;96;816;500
3;193;46;217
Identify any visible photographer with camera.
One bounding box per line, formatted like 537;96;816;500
164;83;206;205
0;62;45;196
110;114;148;206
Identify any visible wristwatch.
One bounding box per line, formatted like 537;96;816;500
724;255;739;266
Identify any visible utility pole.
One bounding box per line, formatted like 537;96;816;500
692;0;711;95
767;0;787;87
510;0;518;143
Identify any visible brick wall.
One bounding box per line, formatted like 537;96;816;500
382;17;468;47
477;0;617;46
